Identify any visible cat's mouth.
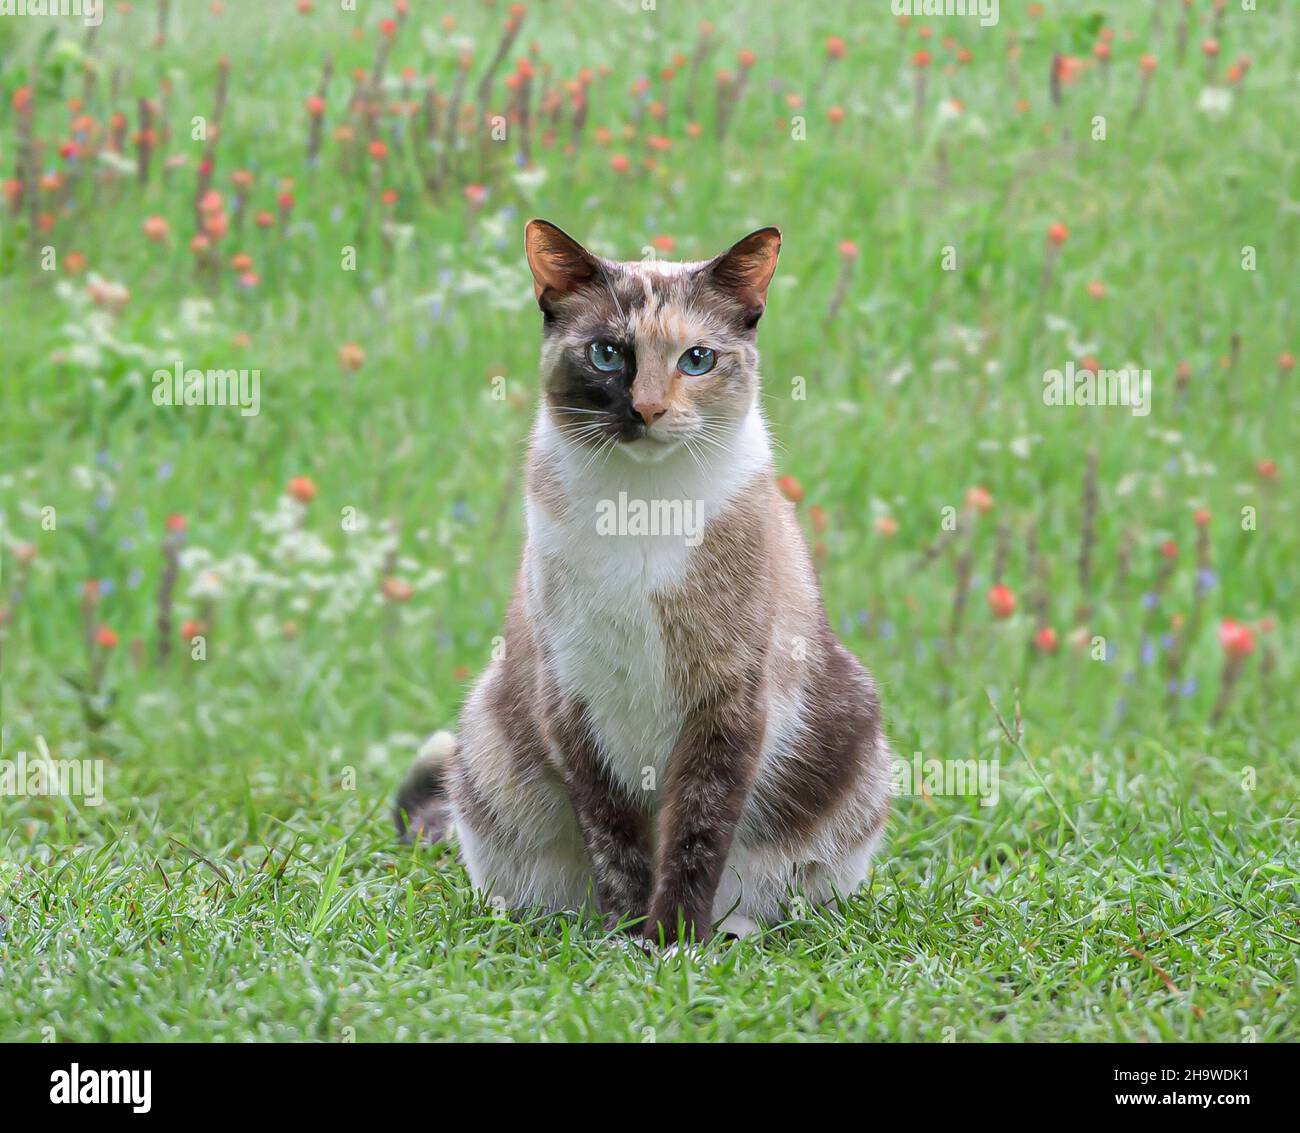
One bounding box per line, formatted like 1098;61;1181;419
620;432;681;463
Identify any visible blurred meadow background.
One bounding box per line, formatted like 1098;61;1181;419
0;0;1296;1041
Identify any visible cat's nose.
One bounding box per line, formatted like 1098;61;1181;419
632;397;667;426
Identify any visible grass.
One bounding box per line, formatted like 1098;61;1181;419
1;0;1297;1041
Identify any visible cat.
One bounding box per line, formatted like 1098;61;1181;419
395;219;892;945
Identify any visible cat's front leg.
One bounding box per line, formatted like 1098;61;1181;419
548;697;653;930
645;681;765;946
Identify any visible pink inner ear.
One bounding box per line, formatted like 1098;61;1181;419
711;229;781;310
526;222;600;301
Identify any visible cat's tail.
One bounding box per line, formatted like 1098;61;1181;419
393;730;456;844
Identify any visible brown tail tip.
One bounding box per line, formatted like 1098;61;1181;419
393;731;456;844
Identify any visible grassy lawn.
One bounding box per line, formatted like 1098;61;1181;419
1;0;1296;1041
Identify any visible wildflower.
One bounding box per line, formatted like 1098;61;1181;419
1087;280;1105;299
1034;626;1058;653
1201;39;1220;58
874;515;898;537
1047;222;1068;247
610;154;631;173
1159;539;1178;560
463;184;487;207
913;50;931;69
828;106;845;125
1256;458;1277;480
306;94;326;116
368;139;388;161
965;485;993;514
95;626;119;649
204;212;229;240
776;475;804;504
826;36;846;60
254;210;274;228
166;513;187;534
381;577;414;603
180;619;205;639
1193;508;1211;528
808;505;828;534
143;215;169;242
1218;619;1255;657
338;342;365;371
738;49;756;70
230;251;253;272
1139;54;1158;74
651;234;676;254
1279;352;1294;373
287;476;317;504
14;542;38;564
986;584;1016;619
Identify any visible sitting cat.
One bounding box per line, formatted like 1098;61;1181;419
396;220;891;944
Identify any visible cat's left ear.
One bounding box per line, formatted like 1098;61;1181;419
706;227;781;325
524;218;603;313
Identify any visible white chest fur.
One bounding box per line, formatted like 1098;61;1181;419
524;406;771;797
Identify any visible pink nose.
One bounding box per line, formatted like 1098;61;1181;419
633;398;667;425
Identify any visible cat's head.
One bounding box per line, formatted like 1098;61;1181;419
524;219;780;463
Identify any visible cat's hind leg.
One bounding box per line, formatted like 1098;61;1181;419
445;684;595;914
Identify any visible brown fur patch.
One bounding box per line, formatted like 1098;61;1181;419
645;474;776;943
546;697;653;925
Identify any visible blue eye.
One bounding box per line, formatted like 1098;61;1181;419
678;346;716;376
588;341;624;372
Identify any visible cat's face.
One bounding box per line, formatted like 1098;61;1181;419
525;220;780;464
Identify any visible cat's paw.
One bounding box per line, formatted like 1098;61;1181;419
602;910;646;936
715;912;759;939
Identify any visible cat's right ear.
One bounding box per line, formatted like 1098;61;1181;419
525;219;602;314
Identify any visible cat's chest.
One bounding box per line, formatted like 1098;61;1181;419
525;506;691;795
